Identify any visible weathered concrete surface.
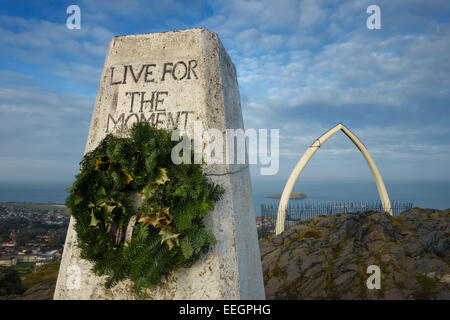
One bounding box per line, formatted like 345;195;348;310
54;28;265;299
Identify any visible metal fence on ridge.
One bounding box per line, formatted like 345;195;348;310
258;200;413;238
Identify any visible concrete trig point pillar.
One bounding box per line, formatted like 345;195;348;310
54;28;265;300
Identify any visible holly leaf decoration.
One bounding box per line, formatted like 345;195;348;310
120;168;134;185
140;183;157;201
155;167;170;185
159;207;172;225
138;207;172;229
139;212;163;228
95;155;111;173
89;208;101;227
158;227;180;250
96;186;106;197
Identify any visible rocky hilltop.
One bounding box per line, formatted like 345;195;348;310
0;281;55;300
0;262;59;300
1;208;448;300
260;207;449;299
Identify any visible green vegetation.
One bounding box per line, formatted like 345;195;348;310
0;267;25;295
20;262;60;290
298;229;322;240
14;262;35;268
321;249;339;299
0;262;60;298
414;274;437;300
362;220;375;229
271;265;287;280
392;216;413;233
430;210;450;218
66;122;224;296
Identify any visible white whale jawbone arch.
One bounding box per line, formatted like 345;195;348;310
275;123;392;235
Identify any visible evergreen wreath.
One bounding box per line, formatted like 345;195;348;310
66;122;224;296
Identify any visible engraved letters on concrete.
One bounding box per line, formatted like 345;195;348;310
54;29;265;300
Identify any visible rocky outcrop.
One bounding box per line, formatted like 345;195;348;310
260;208;449;300
0;268;24;296
0;261;59;300
0;281;55;300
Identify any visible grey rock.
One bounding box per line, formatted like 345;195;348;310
299;253;322;272
334;271;357;288
283;263;301;283
304;263;324;279
384;287;404;300
260;208;450;300
404;241;425;257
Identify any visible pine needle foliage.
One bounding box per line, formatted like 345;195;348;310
66;122;224;296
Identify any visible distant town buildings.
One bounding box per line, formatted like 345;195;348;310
0;203;69;270
0;256;17;267
1;241;18;248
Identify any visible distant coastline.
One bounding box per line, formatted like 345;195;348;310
266;192;307;200
0;202;66;211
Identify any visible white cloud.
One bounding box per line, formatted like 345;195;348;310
0;83;94;176
1;0;450;184
298;0;326;28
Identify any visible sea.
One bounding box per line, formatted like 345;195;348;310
0;179;448;215
252;178;450;215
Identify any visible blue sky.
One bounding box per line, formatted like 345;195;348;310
0;1;449;204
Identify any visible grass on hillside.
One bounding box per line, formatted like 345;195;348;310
20;261;60;290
